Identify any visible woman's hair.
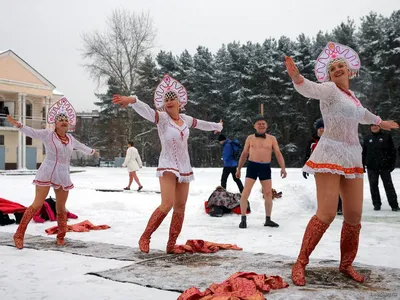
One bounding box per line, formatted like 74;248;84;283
128;141;133;146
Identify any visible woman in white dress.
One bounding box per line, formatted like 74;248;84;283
285;42;399;286
7;97;95;249
113;74;223;254
122;141;143;191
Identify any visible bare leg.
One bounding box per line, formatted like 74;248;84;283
126;173;133;189
260;179;278;227
238;177;256;229
131;171;143;190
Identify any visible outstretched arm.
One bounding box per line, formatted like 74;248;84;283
112;95;166;124
7;115;50;141
182;115;223;132
284;56;336;102
272;136;287;178
71;136;95;155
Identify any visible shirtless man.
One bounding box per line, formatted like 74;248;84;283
236;115;287;228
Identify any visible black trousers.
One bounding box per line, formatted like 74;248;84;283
367;169;398;209
221;166;244;193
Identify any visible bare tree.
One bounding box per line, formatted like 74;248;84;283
81;9;156;94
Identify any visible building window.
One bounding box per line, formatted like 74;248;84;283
26;103;32;119
0;135;4;145
26;137;32;146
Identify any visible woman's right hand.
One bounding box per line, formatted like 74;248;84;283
112;95;136;108
284;56;304;85
6;115;21;128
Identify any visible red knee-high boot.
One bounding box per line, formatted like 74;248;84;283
292;215;330;286
13;206;37;249
56;212;68;246
138;208;167;253
339;222;365;283
166;211;185;254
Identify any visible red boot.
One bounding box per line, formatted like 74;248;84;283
166;211;185;254
292;215;330;286
13;206;37;249
339;222;365;283
56;212;68;246
138;208;167;253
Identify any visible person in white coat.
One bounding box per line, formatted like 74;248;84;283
122;141;143;191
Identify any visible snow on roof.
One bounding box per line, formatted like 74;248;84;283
0;50;9;55
53;89;64;96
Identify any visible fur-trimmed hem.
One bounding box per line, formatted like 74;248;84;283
32;180;74;191
156;170;194;183
302;166;364;179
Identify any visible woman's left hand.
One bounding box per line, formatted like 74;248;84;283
380;120;399;131
214;119;223;134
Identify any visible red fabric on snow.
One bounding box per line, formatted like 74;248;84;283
178;272;289;300
173;240;242;254
0;198;27;214
33;203;78;223
45;220;110;234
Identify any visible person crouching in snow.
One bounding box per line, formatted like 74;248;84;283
7;97;96;249
112;74;223;254
122;141;143;191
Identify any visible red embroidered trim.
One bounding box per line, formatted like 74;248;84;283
157;168;193;176
33;180;74;190
305;161;363;174
191;118;198;128
154;110;159;124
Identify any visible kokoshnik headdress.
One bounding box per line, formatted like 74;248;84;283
47;97;76;126
153;74;188;111
315;42;361;82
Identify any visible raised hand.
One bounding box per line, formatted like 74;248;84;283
380;120;399;131
214;119;223;134
112;94;136;108
284;56;304;85
6;115;21;128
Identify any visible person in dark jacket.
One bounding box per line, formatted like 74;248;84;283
218;134;244;193
362;124;398;211
303;119;342;215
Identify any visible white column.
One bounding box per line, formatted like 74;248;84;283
17;93;23;169
22;94;27;169
45;96;50;129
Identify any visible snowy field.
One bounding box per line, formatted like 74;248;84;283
1;167;400;299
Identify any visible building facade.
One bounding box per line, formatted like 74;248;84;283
0;50;63;170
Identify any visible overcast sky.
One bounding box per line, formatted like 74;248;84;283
1;0;398;111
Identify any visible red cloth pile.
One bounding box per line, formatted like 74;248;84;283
178;272;289;300
173;240;242;254
45;220;110;234
0;198;26;214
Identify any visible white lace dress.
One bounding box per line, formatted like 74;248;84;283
294;78;381;178
19;125;95;190
129;100;223;182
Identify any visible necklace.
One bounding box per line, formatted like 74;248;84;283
169;114;180;121
56;131;69;145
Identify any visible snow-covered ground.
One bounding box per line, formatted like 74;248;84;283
1;167;400;299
